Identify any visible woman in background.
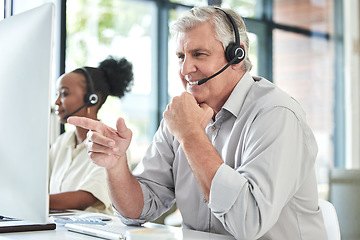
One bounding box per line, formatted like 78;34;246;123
49;56;133;214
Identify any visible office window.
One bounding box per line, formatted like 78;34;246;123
1;2;4;20
221;0;261;18
170;0;207;7
272;0;336;195
168;7;188;98
273;0;333;34
66;0;157;166
1;0;5;20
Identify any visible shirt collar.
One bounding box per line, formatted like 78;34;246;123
65;130;86;150
222;71;254;117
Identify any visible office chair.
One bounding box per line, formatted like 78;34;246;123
319;199;341;240
329;168;360;240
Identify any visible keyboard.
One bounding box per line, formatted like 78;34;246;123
50;216;106;225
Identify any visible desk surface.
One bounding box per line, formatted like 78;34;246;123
0;218;235;240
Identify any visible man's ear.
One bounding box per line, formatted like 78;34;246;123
231;43;246;70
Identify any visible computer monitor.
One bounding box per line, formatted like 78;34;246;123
0;3;54;223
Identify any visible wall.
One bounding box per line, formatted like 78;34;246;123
345;0;360;168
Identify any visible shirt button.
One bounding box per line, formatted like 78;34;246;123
211;126;216;131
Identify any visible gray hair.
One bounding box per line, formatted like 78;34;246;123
171;6;252;72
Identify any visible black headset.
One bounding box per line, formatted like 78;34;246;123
217;8;245;64
79;67;99;106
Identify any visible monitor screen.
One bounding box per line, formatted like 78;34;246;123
0;3;54;223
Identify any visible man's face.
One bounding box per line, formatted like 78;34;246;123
176;21;236;111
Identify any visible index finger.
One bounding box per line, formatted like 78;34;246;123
67;116;103;131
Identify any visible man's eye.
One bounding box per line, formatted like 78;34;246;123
194;52;205;57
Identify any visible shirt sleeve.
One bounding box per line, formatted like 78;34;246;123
209;163;247;213
209;106;318;239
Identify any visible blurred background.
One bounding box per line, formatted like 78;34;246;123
2;1;359;239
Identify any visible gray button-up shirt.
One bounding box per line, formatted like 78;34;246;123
116;72;327;240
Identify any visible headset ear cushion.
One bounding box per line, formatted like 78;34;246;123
225;43;245;64
84;93;99;106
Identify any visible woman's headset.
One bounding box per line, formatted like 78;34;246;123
79;67;99;106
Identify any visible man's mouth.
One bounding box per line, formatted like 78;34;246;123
185;75;199;86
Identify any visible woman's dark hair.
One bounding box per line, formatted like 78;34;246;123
73;56;134;109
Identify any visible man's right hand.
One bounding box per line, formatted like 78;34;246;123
68;117;132;169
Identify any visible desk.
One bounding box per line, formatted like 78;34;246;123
0;218;235;240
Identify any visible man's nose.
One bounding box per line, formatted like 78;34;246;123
180;56;197;76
